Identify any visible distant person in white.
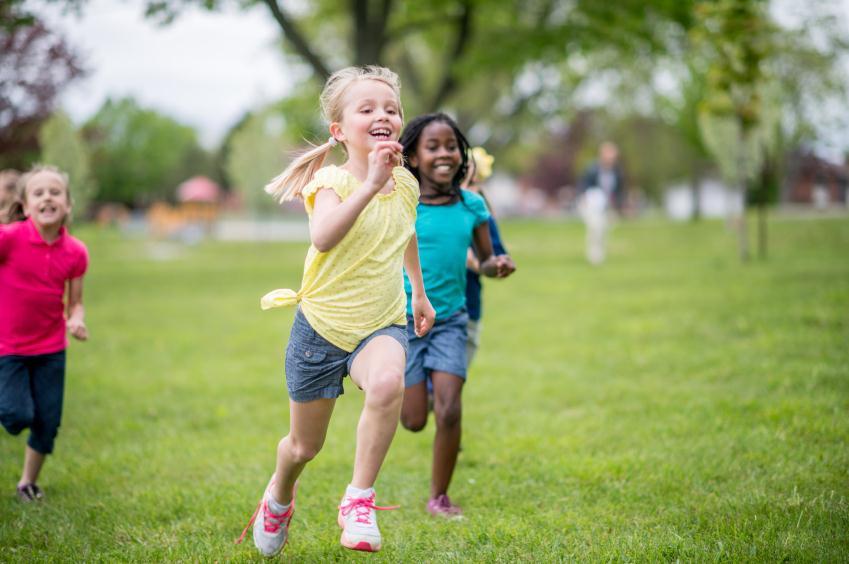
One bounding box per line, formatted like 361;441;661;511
579;142;623;265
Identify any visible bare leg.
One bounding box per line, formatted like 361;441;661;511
430;371;464;498
19;446;46;486
400;380;428;432
348;336;406;490
271;398;336;504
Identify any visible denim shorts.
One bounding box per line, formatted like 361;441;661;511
0;351;66;454
405;309;469;387
284;308;408;403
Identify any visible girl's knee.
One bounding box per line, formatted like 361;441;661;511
279;436;322;464
401;411;427;432
434;400;461;428
0;407;33;436
366;370;404;409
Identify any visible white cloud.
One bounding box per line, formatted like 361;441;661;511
35;0;297;147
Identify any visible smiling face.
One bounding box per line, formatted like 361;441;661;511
23;171;70;230
330;79;403;156
409;120;462;190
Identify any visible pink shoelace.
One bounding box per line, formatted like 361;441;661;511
338;493;399;525
235;481;294;545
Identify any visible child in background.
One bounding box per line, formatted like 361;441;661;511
0;165;89;502
238;66;435;556
462;148;516;367
0;169;20;224
399;113;510;517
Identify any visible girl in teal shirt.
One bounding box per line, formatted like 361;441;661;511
399;113;511;517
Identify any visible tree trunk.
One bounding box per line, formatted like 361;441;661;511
690;167;702;221
736;128;749;262
260;0;331;81
737;190;749;262
757;201;768;260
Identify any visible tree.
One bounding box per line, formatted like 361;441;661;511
83;98;211;206
225;109;288;214
139;1;699;141
0;16;86;168
691;0;847;260
39;111;95;217
691;0;774;261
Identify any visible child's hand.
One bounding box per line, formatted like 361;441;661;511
495;254;516;278
67;318;88;341
466;248;480;273
365;141;403;193
411;294;436;337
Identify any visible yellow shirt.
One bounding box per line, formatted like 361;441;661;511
261;165;419;352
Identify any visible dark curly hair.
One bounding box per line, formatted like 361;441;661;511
400;112;471;204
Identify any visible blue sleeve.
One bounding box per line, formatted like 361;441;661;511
488;217;507;255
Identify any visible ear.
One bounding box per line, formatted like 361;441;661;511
329;122;345;143
408;154;418;168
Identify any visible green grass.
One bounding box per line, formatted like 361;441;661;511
2;216;847;562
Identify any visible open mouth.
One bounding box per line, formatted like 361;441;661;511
369;127;393;140
433;163;456;173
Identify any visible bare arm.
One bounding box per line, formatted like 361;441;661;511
310;141;402;252
404;234;435;336
310;186;378;252
472;222;499;278
66;276;88;341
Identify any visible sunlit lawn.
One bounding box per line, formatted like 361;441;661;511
1;215;847;562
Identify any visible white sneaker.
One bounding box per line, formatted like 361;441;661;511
236;477;295;558
337;486;398;552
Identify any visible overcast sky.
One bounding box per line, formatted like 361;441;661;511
37;0;297;148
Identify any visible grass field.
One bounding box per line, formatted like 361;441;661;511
1;216;847;562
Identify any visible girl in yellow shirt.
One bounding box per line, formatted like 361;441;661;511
238;66;435;556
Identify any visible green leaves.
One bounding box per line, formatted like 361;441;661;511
83;98;211;206
39;111;95;217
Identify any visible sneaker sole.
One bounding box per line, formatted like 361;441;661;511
337;514;380;552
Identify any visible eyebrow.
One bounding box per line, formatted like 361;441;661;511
357;98;397;106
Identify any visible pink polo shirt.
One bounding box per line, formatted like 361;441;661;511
0;218;89;356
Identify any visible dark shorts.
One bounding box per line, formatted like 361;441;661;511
405;309;469;388
284;309;408;403
0;351;66;454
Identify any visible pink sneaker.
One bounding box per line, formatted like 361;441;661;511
337;487;398;552
427;494;463;518
235;476;296;557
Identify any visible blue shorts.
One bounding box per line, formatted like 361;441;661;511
0;351;66;454
405;309;469;388
284;308;408;403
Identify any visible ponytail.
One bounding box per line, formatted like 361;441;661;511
265;138;337;203
4;200;25;223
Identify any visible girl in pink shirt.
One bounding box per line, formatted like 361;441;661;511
0;165;89;502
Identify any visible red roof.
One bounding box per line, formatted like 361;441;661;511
177;176;221;203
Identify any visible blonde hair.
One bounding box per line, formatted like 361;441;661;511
5;164;71;224
265;65;403;203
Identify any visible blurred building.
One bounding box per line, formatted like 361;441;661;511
783;150;848;208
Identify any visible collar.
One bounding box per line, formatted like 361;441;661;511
25;217;67;247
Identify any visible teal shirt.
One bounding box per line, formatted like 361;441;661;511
405;190;490;319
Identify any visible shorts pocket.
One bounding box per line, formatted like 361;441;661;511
290;343;328;372
300;348;326;364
